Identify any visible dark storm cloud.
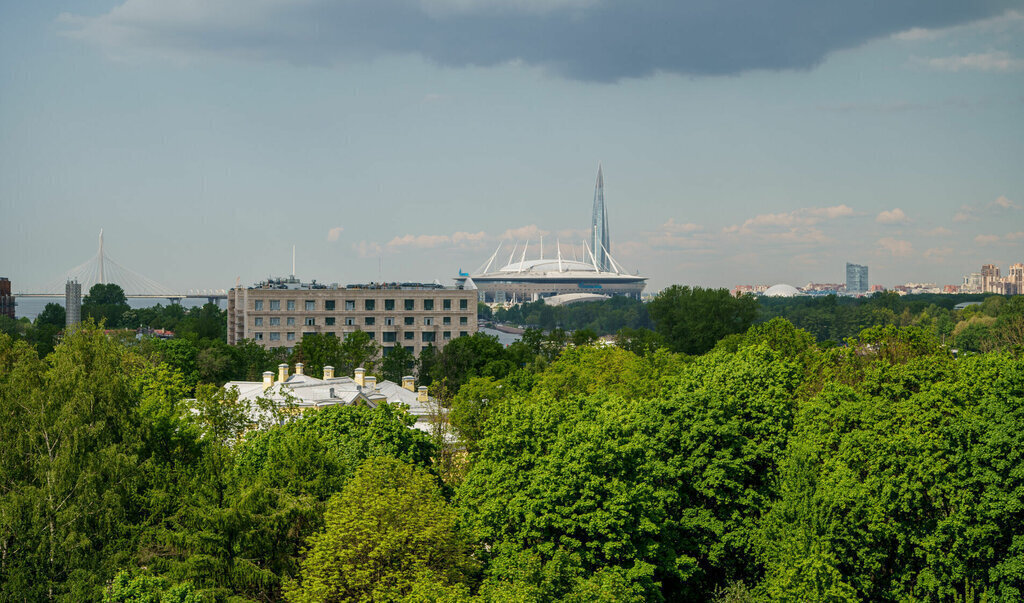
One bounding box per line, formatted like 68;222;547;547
64;0;1019;81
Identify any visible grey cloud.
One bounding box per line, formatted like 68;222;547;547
62;0;1018;81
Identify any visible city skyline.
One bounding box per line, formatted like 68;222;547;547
2;2;1023;292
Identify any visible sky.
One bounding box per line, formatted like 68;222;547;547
2;0;1023;294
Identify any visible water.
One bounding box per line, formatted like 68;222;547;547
14;296;224;321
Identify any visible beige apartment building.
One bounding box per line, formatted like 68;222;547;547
227;280;478;354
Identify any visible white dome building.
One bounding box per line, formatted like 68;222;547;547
762;284;801;297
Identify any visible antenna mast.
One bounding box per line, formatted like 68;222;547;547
292;245;296;277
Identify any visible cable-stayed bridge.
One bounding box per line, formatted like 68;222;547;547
17;230;227;304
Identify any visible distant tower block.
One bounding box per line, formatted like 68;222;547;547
65;280;82;328
590;164;611;272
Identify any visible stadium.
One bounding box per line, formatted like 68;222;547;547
454;166;647;304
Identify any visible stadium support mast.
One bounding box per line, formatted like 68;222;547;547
590;164;611;272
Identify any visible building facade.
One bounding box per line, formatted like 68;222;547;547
0;278;14;320
846;263;869;294
227;280;478;354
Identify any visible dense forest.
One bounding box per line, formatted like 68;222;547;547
1;281;1023;601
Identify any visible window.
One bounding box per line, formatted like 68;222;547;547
443;317;451;325
287;300;296;310
404;332;414;341
365;317;375;326
460;331;468;337
270;317;280;326
305;317;315;326
345;300;355;311
459;299;468;310
303;332;315;338
443;299;452;310
254;332;263;340
254;300;264;310
443;331;451;340
404;346;415;353
270;300;280;310
287;332;295;341
404;317;415;326
460;316;468;325
385;317;395;326
404;299;415;311
345;317;355;326
424;299;434;311
384;299;395;310
364;300;375;311
382;332;397;342
366;332;375;340
254;317;264;326
422;332;435;342
325;300;335;311
287;317;295;326
424;317;433;326
269;332;281;341
325;317;336;326
305;300;316;311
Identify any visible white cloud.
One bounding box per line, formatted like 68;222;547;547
353;241;383;258
500;224;549;240
892;10;1024;42
660;218;703;234
924;226;953;236
326;226;344;242
877;237;913;257
1005;231;1024;241
876;208;909;224
922;51;1024;73
974;234;1001;245
724;204;854;234
380;230;490;250
990;195;1019;210
924;247;953;262
387;233;451;248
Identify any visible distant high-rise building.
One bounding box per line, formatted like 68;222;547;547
846;263;868;294
590;164;611;272
0;277;14;319
1007;263;1024;296
981;264;1001;292
65;280;81;328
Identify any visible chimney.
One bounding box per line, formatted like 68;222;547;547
323;365;335;379
365;375;377;390
295;362;304;376
262;371;274;391
354;367;365;387
278;363;289;383
417;385;428;403
402;376;415;391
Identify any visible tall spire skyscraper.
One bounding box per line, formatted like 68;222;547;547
590;164;611;272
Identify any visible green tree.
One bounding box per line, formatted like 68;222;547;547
458;343;803;600
648;286;758;355
382;345;415;384
0;327;147;600
83;283;131;328
340;330;381;375
103;570;199;603
36;302;66;328
285;457;476;602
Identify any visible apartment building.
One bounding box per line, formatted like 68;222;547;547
227;279;478;354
